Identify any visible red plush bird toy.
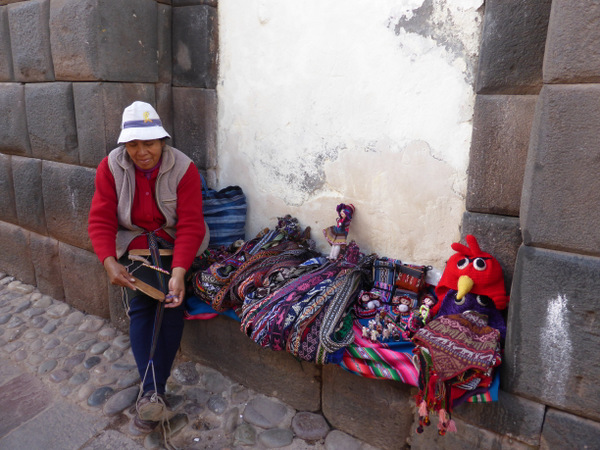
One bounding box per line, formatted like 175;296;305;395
432;234;508;317
411;234;508;436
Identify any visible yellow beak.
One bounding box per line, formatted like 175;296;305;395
456;275;474;299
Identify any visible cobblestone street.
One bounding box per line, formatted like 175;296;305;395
0;273;380;450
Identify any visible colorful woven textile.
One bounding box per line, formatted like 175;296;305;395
340;322;419;386
413;311;501;381
412;311;502;435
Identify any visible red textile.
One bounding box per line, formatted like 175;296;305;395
88;156;205;271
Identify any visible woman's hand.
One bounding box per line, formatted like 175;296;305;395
165;267;187;308
103;256;137;290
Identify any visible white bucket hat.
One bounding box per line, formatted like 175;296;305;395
117;101;171;144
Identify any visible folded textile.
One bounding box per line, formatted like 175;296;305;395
340;322;419;386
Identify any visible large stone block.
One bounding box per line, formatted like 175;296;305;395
0;220;35;285
98;82;157;150
172;87;217;169
541;408;600;450
156;83;174;141
157;3;172;83
181;315;321;411
172;5;218;89
461;211;521;295
73;83;109;168
410;415;534;450
25;82;79;164
544;1;600;84
466;95;537;217
0;83;30;156
42;161;95;251
504;245;600;422
0;153;17;224
0;370;53;438
58;241;109;318
107;283;128;334
521;84;600;256
173;0;217;6
476;0;551;94
30;232;64;300
0;6;13;81
50;0;158;82
48;0;97;81
322;364;413;449
7;0;54;82
453;390;544;447
73;82;156;166
11;156;47;235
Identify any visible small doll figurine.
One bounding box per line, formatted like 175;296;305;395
323;203;355;260
361;291;382;310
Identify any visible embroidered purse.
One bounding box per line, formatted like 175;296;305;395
395;264;428;293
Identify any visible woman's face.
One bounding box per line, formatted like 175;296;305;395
125;139;164;170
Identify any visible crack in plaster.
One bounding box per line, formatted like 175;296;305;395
390;0;484;84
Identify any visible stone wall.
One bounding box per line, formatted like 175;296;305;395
0;0;217;318
505;1;600;447
2;0;600;449
452;1;600;449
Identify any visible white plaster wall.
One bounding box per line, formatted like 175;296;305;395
217;0;484;270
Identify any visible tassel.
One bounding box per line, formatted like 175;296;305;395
437;409;448;434
418;401;428;417
447;419;457;433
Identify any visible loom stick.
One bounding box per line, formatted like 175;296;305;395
131;276;166;302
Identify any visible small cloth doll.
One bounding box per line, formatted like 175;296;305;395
323;203;355;260
390;290;418;329
355;290;382;318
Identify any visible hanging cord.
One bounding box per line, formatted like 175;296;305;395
121;260;144;314
133;231;177;449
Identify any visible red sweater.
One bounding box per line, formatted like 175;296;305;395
88;157;205;271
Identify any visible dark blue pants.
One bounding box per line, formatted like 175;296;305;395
124;256;185;395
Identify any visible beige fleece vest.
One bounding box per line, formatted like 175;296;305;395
107;145;204;258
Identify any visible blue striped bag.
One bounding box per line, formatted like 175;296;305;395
201;177;247;247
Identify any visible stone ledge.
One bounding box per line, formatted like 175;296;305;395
322;363;414;450
181;315;321;412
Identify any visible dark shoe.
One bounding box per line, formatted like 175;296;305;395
137;391;167;422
